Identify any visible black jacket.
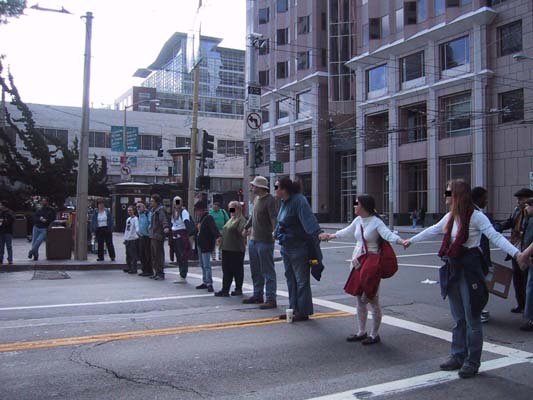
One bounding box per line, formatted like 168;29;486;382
197;212;219;252
33;206;56;229
0;209;15;235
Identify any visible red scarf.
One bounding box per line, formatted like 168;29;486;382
438;210;474;258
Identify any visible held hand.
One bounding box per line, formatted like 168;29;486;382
517;252;531;269
402;240;411;250
164;228;169;234
242;228;250;237
318;233;329;242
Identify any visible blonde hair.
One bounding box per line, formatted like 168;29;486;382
228;201;242;217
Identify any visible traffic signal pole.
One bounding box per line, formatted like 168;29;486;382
188;63;200;211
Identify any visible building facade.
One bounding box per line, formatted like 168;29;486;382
249;0;330;220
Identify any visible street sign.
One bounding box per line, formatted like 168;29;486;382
270;160;283;174
529;171;533;190
247;112;261;130
111;126;138;152
120;165;131;181
248;86;261;110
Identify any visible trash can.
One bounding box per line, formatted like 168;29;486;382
13;214;27;238
46;222;73;260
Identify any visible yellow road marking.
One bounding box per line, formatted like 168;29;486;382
0;311;350;353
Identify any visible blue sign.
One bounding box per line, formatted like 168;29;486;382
111;126;138;152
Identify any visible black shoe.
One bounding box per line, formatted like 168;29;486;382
196;284;208;290
458;364;478;379
33;254;38;261
347;333;368;342
149;275;157;279
214;291;230;297
28;251;33;259
361;335;381;345
440;356;464;371
293;314;310;322
128;270;137;274
511;306;524;314
154;275;165;281
242;296;264;304
110;258;115;262
96;258;104;262
139;272;152;277
519;320;533;332
231;289;243;296
123;269;129;273
207;285;214;293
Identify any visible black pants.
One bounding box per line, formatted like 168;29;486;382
138;236;152;274
125;239;139;272
221;250;245;292
172;235;189;279
168;236;175;262
151;239;165;276
95;227;116;260
512;259;529;309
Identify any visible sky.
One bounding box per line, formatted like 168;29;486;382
0;0;246;107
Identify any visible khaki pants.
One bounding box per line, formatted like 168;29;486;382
150;239;165;276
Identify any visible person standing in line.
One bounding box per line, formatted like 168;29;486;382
149;194;170;281
170;196;193;284
516;198;533;331
210;202;229;261
411;209;418;230
28;197;56;261
194;201;218;292
90;199;116;262
405;180;522;379
123;206;139;274
497;188;533;314
136;201;152;277
215;201;247;297
242;176;278;309
0;200;15;265
326;195;405;341
472;187;493;324
274;178;326;322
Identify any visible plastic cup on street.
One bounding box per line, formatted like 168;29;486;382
286;309;294;323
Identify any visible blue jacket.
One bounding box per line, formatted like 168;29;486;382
275;193;322;247
90;209;114;233
137;211;151;237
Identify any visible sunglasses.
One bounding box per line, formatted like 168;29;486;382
175;200;181;205
229;208;236;213
353;201;359;207
444;190;452;198
274;184;279;190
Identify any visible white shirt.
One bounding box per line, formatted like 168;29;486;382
410;210;519;257
335;216;401;267
171;209;190;231
97;211;108;228
124;216;139;241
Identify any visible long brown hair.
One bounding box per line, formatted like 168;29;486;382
448;179;474;230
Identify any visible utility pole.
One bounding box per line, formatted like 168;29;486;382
74;11;93;260
187;60;200;210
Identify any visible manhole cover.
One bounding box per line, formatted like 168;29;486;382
32;271;71;280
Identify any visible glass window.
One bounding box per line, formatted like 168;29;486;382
276;97;290;124
406;162;428;213
369;18;381;39
259;70;269;87
365;112;389;149
499;20;522;56
417;0;427;22
440;36;469;70
297;16;310;35
296;90;312;119
400;51;424;82
296;131;312;161
277;28;289;46
277;61;289;79
405;2;417;25
381;15;389;38
400;103;427;144
366;65;387;93
261;106;270;125
444;156;472;187
396;8;404;32
41;128;68;146
218;140;227;155
435;0;445;15
258;7;269;24
176;137;191;148
297;51;310;71
499;89;524;123
220;100;233;114
440;92;471;138
277;0;288;13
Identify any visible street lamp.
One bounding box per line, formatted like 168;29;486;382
122;98;160;164
512;53;533;61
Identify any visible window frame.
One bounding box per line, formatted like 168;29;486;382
276;0;288;13
439;91;472;138
277;27;289;46
400;51;425;83
297;15;310;35
366;64;387;93
499;89;524;123
276;61;289;79
258;7;270;25
297;51;310;71
440;35;469;71
498;20;522;57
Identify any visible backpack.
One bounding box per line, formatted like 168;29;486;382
180;209;197;237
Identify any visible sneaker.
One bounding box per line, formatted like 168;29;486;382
440;356;463;371
361;335;381;345
511;306;524;314
214;291;230;297
458;364;478;379
196;284;208;290
481;310;490;323
259;301;277;310
346;333;368;342
519;320;533;332
207;285;214;293
173;277;187;284
243;296;264;304
231;289;243;296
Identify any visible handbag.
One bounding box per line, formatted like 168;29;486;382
380;240;398;279
180;209;197;237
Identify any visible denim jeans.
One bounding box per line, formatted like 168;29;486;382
0;233;13;263
447;268;483;368
524;264;533;321
248;240;276;301
31;227;48;257
281;244;313;317
198;250;213;285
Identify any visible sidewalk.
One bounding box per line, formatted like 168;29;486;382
2;233;282;272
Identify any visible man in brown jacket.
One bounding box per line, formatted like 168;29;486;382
149;194;170;280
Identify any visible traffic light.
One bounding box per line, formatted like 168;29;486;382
254;143;264;166
157;148;164;157
202;129;214;160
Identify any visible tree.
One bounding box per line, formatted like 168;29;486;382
0;0;26;24
0;59;80;207
88;154;110;198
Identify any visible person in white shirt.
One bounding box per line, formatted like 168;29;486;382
404;180;522;379
123;206;139;274
170;196;193;283
325;194;406;345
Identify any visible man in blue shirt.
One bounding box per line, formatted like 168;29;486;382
136;201;152;277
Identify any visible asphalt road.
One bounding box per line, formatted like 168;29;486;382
1;235;532;400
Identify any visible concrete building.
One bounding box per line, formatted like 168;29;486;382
249;0;330;220
3;103;245;200
345;0;533;222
